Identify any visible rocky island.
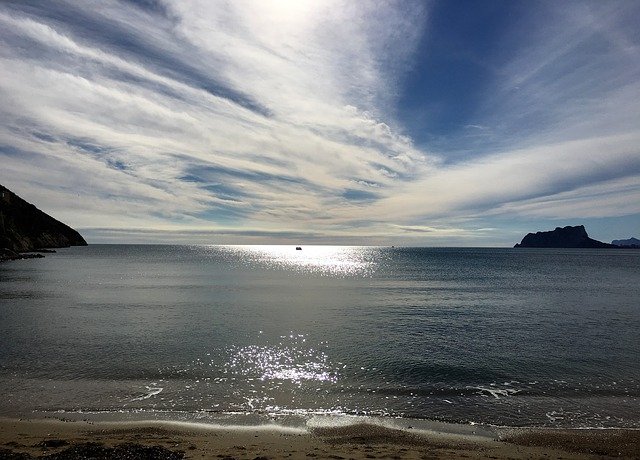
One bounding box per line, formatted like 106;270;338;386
514;225;614;248
1;184;87;261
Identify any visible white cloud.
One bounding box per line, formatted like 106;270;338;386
0;1;638;245
367;132;640;222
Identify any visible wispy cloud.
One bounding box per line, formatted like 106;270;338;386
369;132;640;221
0;0;638;245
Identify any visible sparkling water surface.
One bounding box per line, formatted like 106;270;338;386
0;245;639;428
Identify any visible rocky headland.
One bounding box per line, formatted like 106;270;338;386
0;184;87;261
611;237;640;248
514;225;615;248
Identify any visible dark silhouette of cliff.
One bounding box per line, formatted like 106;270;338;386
514;225;614;248
0;184;87;256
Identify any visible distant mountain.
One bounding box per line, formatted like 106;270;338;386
514;225;614;248
0;184;87;257
611;237;640;248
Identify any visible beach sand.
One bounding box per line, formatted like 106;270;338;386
0;418;639;459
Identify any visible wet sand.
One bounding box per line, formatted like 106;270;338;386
0;418;638;459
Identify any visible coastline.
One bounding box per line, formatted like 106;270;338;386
1;417;638;459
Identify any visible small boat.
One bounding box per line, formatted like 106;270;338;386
295;246;302;250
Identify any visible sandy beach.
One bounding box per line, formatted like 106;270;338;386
0;418;638;459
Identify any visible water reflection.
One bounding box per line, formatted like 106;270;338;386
224;334;338;384
217;245;379;277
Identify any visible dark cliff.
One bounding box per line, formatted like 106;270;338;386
0;184;87;253
514;225;614;248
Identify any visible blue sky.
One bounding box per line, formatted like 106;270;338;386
1;0;639;246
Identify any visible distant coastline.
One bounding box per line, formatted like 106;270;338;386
611;237;640;248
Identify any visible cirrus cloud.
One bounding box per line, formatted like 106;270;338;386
0;0;638;246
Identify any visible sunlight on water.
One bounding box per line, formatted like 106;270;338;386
218;245;379;276
225;335;338;384
3;245;640;427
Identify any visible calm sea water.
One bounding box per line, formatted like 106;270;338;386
0;245;639;428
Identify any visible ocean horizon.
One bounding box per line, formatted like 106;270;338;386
1;244;639;431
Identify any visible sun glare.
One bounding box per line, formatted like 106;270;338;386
226;245;378;277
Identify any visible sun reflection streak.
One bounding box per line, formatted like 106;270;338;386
221;245;380;277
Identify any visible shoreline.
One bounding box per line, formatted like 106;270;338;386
1;417;639;459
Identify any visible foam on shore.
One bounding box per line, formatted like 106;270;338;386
2;416;640;459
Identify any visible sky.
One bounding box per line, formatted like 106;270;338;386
1;0;639;246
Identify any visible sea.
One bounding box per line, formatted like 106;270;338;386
0;245;639;431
